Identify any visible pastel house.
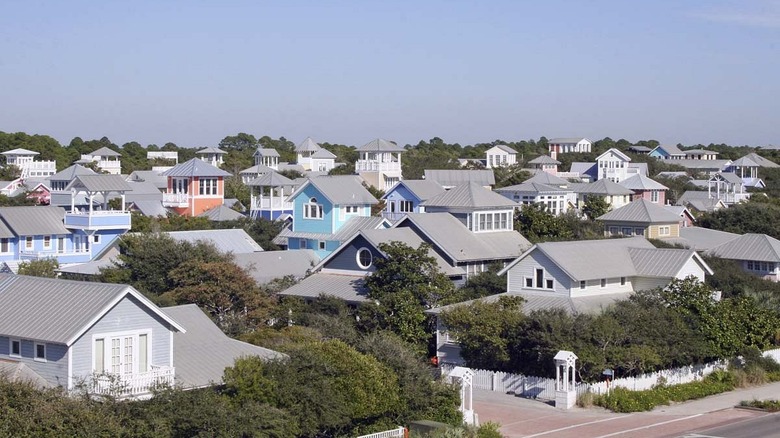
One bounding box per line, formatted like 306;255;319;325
162;158;232;217
355;139;405;191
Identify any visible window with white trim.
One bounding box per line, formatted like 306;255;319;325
344;205;359;214
9;339;20;357
658;226;671;236
356;247;373;269
0;238;9;254
304;197;324;219
651;191;659;203
93;235;101;244
93;332;150;375
318;241;326;250
43;236;52;249
25;236;33;250
34;343;46;362
199;178;218;195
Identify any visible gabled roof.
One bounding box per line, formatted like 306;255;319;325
127;170;168;189
247;171;295;187
275;216;388;243
382;180;446;202
394;213;531;263
164;304;281;389
0;206;70;236
311;148;337;159
239;164;276;175
287;175;378;205
707;233;780;263
296;137;322;152
528;155;560;165
488;144;517;154
88;146;121;157
66;174;133;192
526;171;569;186
424;169;495;187
0;274;184;346
684;149;719;156
597;199;681;223
253;148;280;157
596;148;631;162
198;205;245;222
569;162;597;180
627;145;653;153
629;247;711;277
710;172;743;184
278;273;369;303
195;147;227;155
575;179;634;196
662;227;739;251
166;229;263;253
233;250;320;285
129;200;168;217
427;291;631;316
618;174;668;191
1;148;39;156
651;145;685;156
356;138;405;153
548;138;590;144
49;164;96;182
496;181;569;195
421;182;517;209
162;158;232;178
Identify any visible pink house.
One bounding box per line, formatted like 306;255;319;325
618;174;668;205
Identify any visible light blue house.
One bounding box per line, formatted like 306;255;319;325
381;179;446;221
275;175;387;258
649;145;686;160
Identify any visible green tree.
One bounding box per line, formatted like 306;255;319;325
17;258;59;278
582;195;611;220
514;203;574;242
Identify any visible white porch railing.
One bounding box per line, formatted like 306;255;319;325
19;249;88;259
162;192;190;206
92;365;175;398
250;197;293;211
357;427;406;438
355;160;401;173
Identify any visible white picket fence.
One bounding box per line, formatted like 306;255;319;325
442;348;780;398
357;426;406;438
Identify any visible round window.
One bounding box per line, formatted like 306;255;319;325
356;248;373;269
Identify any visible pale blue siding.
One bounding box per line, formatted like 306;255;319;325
0;336;69;387
292;184;335;234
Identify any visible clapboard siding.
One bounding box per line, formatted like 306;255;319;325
0;337;68;387
506;250;570;295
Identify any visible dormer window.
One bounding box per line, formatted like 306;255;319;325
304;197;324;219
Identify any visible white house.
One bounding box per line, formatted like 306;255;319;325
1;148;57;179
355;139;405;191
548;138;592;160
485;145;517;169
78;147;122;175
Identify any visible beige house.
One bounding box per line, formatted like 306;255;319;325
597;198;682;239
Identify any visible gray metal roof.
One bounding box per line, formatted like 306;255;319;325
491;144;517;154
711;172;743;185
2;148;39;156
66;174;133;192
56;258;116;276
618;174;668;191
652;145;685;156
48;164;96;182
527;155;560;165
359;228;464;276
0;274;183;345
665;159;730;171
629;247;704;277
729;156;759;168
569;162;597;180
276;216;387;243
127;170;168;190
129;200;168;217
311;148;337;159
195;147;226;155
0;206;70;236
421;182;518;209
0;216;14;239
666;227;740;251
356;138;405;153
496;181;570;195
0;360;50;388
162;158;232;178
239;164;276;175
526;171;570;186
683;198;725;213
576;179;634;196
597;199;681;224
296;137;321;152
247;171;295;187
278;273;369;303
384;180;446;202
627;145;653;153
707;233;780;262
166;229;263;253
88;146;121;157
596;148;631;162
198;205;245;222
123;181;164;203
743;153;780;168
234;250;320;285
395;213;531;263
277;163;305;173
164;304;283;388
424;169;495;187
253;148;280;157
289;175;378;205
548;138;589;144
428;291;632;316
684;149;719;156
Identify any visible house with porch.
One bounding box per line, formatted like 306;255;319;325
1;148;57;179
355;139;405;191
247;171;296;220
78;147;122;175
253;148;279;170
295;137;337;172
527;155;561;175
725;155;770;188
597;198;683;238
708;172;750;205
548;138;592;160
381;179;446;221
161;158;232;217
485;145;517;169
195;147;227;168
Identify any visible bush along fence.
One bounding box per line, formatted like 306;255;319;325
441;348;780;400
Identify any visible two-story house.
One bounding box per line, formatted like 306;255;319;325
496;181;573;216
548;138;592;160
597;198;683;238
420;182;518;233
195;147;227;168
355;139;405;191
253;148;280;170
161;158;232;217
247;171;296;220
649;145;686;160
275;175;386;258
596;148;632;183
683;149;720;160
618;174;668;204
708;172;750;205
1;148;57;179
573;178;634;211
526;155;561;176
381;180;446;221
294;137;336;172
78;147;122;175
485;145;517;169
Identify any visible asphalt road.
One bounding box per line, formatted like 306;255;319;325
682;412;780;438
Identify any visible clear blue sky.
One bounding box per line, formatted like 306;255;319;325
1;0;778;148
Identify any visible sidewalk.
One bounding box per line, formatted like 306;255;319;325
653;380;780;415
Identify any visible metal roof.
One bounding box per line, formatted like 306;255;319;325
424;169;495;187
627;145;653;153
356;228;464;276
383;180;446;202
395;213;531;263
575;179;634;196
743;153;780;168
618;174;668;191
162;158;232;178
665;159;730;171
729;156;759;168
711;172;743;184
233;250;320;285
198;205;245;222
311;148;337;159
166;229;263;253
652;145;685;156
48;164;96;182
670;227;739;251
239;164;276;175
0;359;51;388
684;149;719;156
88;146;121;157
247;171;295;187
123;181;164;203
276;216;387;243
356;138;405;153
489;144;517;154
598;199;681;224
629;247;707;277
707;233;780;263
528;155;560;165
66;174;133;192
164;304;282;388
0;206;70;236
127;170;168;189
596;148;631;162
496;181;570;195
278;273;369;303
129;200;168;217
0;274;184;345
526;171;569;186
296;137;321;152
0;215;14;238
569;162;597;180
548;138;590;144
253;148;280;157
421;182;517;209
288;175;378;205
195;147;226;155
427;291;632;316
1;148;39;156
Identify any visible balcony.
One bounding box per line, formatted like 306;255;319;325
250;197;293;212
64;210;132;230
19;249;90;260
162;192;190;207
355;160;401;173
91;365;175;399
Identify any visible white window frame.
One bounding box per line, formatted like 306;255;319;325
198;178;218;196
658;226;671;236
0;238;10;254
91;330;152;375
9;338;21;358
34;342;46;362
25;236;33;250
43;235;52;250
356;247;373;270
303;198;324;220
93;235;101;244
651;190;659;203
318;240;326;251
580;280;586;290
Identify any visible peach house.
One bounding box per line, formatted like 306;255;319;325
161;158;232;217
